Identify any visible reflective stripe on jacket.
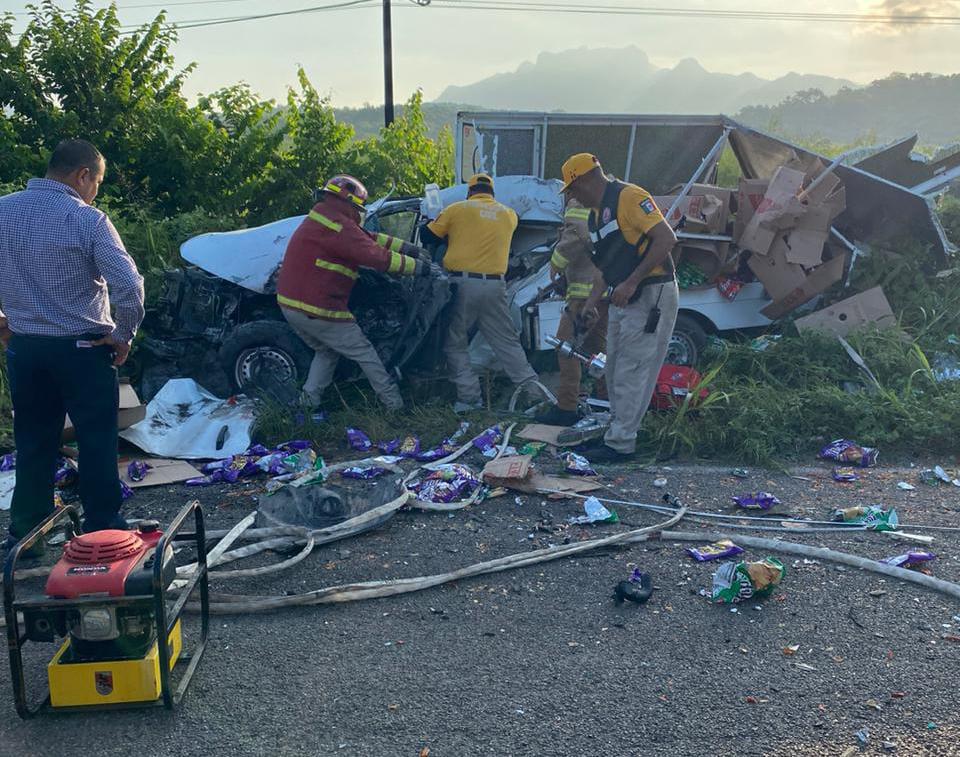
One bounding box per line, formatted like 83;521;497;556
276;201;420;321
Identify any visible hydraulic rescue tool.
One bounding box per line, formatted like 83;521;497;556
3;500;209;718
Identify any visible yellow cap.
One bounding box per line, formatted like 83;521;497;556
560;153;601;192
468;173;494;191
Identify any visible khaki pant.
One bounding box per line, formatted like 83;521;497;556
282;308;403;411
555;299;609;411
604;281;679;453
445;278;538;405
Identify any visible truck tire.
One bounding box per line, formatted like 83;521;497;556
219;320;313;394
667;313;709;367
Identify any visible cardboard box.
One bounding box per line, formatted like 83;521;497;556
759;252;849;320
62;382;145;442
733;178;769;242
118;457;202;489
481;454;601;495
747;236;807;301
794;286;896;336
655;185;733;235
738;166;806;255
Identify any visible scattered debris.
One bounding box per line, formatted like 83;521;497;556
560;452;597;477
612;568;653;605
783;644;800;656
711;557;786;604
796;286;896;337
687;540;745;562
832;467;859;482
653;477;668;488
831;505;899;531
897;482;916;491
732;492;781;510
819;439;878;468
880;551;936;571
568;497;619;525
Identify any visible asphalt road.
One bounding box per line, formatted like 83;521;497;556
2;457;960;757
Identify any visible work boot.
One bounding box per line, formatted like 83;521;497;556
535;405;581;427
586;444;635;464
2;534;46;563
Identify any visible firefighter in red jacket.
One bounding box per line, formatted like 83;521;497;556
276;174;436;412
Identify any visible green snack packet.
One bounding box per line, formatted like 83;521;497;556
711;557;786;604
519;442;546;458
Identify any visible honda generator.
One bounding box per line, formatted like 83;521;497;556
3;501;209;718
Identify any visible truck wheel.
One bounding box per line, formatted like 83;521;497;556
219;320;313;394
667;313;708;367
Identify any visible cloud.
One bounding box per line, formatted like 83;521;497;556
863;0;960;34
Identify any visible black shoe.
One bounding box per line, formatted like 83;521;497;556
586;444;634;464
534;406;581;426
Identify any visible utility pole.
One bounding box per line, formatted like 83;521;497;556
383;0;395;127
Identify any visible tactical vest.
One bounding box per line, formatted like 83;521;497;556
588;180;674;304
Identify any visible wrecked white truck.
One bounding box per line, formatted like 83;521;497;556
136;114;952;401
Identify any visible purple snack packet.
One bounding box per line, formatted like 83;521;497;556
54;460;78;488
561;452;597;476
0;452;15;471
732;491;781;510
346;428;373;452
341;466;389;480
819;439;879;468
185;470;226;487
416;445;450;462
399;436;421;458
471;425;502;453
277;440;312;453
378;439;401;455
880;551;936;569
832;467;859;482
120;481;134;500
687;539;746;562
127;460;152;483
246;444;271;457
411;464;481;503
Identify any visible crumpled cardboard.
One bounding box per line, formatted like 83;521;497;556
481;455;601;495
738;166;806;255
794;286;896;336
759;251;849;320
656;184;733;234
734;178;769;242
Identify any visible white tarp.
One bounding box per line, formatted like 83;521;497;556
0;470;14;511
120;379;255;460
424;176;564;224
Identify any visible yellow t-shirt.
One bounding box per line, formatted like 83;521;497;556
427;194;518;275
603;184;672;279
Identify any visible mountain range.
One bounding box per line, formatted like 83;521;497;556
437;47;856;115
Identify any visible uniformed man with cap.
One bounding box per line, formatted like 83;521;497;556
559;153;679;462
421;173;538;412
536;195;608;426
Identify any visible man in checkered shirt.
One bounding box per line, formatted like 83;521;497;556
0;139;145;555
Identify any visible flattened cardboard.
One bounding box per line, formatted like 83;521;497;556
481;455;601;495
760;252;849;320
118;457;202;488
794;286;896;336
738;167;806;255
517;424;567;446
481;455;532;484
781;205;834;267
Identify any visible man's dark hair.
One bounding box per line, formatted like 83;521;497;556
47;139;104;177
467;184;494;197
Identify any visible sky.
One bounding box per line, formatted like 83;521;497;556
1;0;958;107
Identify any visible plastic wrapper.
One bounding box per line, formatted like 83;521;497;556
732;492;780;510
687;539;745;562
185;471;227;486
346;427;373;452
54;460;78;488
120;481;134;500
711;557;786;603
560;451;597;476
277;440;312;453
716;276;743;301
378;439;401;455
832;467;859;482
340;466;389;480
410;464;481;503
568;496;619;525
880;551;936;570
819;439;878;468
126;460;152;483
831;505;899;531
399;436;421;458
519;442;546;458
471;425;502;454
0;452;15;471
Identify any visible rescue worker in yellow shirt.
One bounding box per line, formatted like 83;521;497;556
560;153;679;463
536;196;609;426
420;173;538;412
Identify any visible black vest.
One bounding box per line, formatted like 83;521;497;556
588;180;674;303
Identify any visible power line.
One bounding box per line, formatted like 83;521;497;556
411;0;960;25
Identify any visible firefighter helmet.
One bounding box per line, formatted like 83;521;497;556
320;174;369;208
